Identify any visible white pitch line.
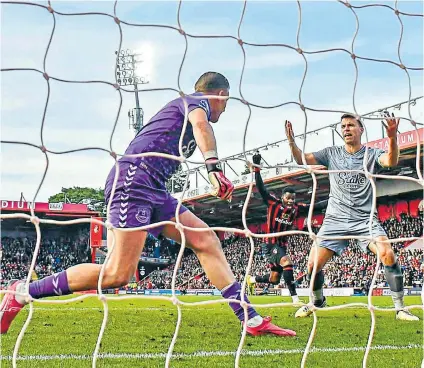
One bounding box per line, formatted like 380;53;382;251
29;307;217;311
0;344;421;361
32;307;168;311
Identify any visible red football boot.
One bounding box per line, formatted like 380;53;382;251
246;316;296;337
0;280;25;334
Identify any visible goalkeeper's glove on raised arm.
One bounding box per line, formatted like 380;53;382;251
206;158;234;201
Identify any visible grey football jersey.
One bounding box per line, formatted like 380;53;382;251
313;145;385;220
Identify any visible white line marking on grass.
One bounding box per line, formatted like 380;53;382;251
33;307;164;311
0;344;421;361
31;307;216;311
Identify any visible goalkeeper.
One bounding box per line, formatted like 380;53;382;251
285;114;419;321
1;72;296;337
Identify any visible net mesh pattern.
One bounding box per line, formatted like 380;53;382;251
1;1;423;367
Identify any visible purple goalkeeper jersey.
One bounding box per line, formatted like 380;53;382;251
121;92;211;185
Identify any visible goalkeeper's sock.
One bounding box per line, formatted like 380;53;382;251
221;281;260;324
28;271;71;299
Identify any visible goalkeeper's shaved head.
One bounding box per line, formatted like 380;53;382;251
195;72;230;123
195;72;230;93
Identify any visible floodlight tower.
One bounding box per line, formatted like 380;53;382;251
115;49;149;134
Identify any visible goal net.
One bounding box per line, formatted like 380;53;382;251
1;1;422;367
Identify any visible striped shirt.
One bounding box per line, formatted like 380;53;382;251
265;200;299;245
255;172;299;245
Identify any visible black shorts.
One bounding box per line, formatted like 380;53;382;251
260;243;288;272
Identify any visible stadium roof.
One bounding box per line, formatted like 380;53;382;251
180;129;423;227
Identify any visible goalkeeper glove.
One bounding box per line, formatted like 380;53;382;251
206;158;234;201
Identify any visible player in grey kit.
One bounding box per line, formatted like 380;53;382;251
285;114;418;321
1;72;296;337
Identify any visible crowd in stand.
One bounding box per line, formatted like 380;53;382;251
1;228;91;288
1;212;422;292
139;213;423;291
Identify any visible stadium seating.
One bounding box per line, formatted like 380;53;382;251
1;207;422;292
1;230;91;288
139;212;423;291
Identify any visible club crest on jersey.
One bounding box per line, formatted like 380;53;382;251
336;156;347;165
272;248;278;254
135;207;151;224
279;209;290;217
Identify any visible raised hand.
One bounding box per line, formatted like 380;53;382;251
208;170;234;201
252;152;262;165
206;159;234;201
382;111;399;139
285;120;295;143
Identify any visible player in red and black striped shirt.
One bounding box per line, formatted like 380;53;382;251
247;152;324;303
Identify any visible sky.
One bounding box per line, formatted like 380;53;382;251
1;0;423;202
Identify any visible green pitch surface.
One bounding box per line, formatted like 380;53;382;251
0;295;422;367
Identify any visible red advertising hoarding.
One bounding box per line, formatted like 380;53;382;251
90;217;103;248
0;200;97;216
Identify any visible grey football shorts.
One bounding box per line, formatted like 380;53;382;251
317;216;387;256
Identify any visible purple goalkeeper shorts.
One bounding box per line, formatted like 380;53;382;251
104;161;188;237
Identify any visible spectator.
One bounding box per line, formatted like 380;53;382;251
1;227;91;288
2;210;422;292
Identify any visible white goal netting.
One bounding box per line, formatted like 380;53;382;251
1;1;423;367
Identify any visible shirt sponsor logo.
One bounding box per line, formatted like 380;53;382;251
274;217;293;225
336;172;367;189
182;139;197;158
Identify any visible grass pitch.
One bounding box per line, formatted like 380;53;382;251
0;295;422;367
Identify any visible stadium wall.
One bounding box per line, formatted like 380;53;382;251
376;179;423;197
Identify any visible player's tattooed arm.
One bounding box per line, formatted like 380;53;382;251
378;112;400;168
285;120;319;165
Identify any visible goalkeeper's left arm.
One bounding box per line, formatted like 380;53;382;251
189;108;234;201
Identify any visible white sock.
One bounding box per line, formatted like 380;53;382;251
292;295;300;303
15;282;29;305
391;291;404;311
246;315;263;327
